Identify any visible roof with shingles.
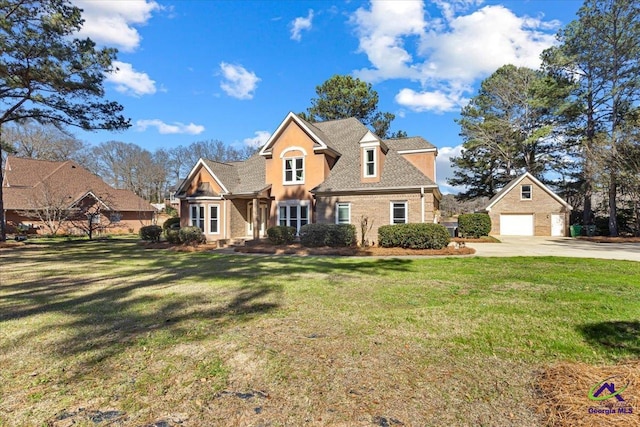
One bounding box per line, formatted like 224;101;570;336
191;115;438;195
2;156;155;212
311;118;438;192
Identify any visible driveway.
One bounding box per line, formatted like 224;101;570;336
467;236;640;262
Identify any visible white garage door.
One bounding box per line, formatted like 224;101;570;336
500;214;534;236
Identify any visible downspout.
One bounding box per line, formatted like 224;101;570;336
420;186;425;223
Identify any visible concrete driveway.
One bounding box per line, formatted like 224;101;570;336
467;236;640;262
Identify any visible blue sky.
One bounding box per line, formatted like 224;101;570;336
72;0;584;193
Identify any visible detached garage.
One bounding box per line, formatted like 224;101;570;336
484;173;572;237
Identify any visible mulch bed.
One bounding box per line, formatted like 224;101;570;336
139;241;220;252
534;360;638;426
235;243;476;256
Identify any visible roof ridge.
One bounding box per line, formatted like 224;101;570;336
204;159;235;167
32;159;74;190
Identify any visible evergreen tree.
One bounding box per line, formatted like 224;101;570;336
302;74;404;138
449;65;566;199
0;0;130;241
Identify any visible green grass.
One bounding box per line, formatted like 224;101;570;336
0;239;638;426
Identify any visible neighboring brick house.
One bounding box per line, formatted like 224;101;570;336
484;172;572;236
2;156;155;235
175;112;442;243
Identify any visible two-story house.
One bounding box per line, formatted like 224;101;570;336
175;112;442;243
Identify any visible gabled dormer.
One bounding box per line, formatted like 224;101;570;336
258;112;340;201
359;130;388;183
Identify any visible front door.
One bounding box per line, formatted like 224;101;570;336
247;203;267;237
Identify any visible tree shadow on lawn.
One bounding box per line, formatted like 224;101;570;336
578;321;640;358
0;241;414;367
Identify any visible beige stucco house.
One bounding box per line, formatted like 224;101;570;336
176;112;442;243
484;172;572;236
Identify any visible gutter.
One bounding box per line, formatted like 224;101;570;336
312;184;439;196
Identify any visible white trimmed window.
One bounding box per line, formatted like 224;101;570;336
209;205;219;234
521;184;532;200
390;201;408;224
279;204;309;233
364;148;376;177
190;204;205;231
336;203;351;224
284;157;304;184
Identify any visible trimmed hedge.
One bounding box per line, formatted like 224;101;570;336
179;226;205;244
162;217;181;230
164;229;181;244
378;223;450;249
458;213;491;238
140;225;162;242
266;226;296;245
299;223;356;247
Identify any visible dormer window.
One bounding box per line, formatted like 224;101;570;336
364;148;376;177
284;157;304;184
521;184;532;200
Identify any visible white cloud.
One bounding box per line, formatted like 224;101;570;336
421;5;558;81
290;9;314;41
351;1;426;82
244;131;271;148
219;63;261;100
73;0;161;52
395;88;468;114
351;1;561;113
436;145;466;194
106;61;156;96
136;119;205;135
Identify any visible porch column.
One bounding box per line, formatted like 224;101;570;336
252;198;259;240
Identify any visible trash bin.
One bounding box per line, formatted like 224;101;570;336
570;225;583;237
585;225;596;237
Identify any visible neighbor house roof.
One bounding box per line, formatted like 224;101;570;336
2;156;155;212
484;172;573;211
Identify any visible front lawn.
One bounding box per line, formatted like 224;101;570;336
0;240;638;426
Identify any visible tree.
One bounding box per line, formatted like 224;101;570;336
67;192;118;240
614;109;640;235
0;0;130;241
301;74;404;138
439;194;490;218
545;0;640;236
91;141;167;203
449;65;567;199
2;121;86;161
18;181;74;235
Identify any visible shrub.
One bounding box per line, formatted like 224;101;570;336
179;226;205;245
164;229;181;244
378;223;450;249
266;226;296;245
457;213;491;238
162;217;181;231
299;223;356;247
139;225;162;242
